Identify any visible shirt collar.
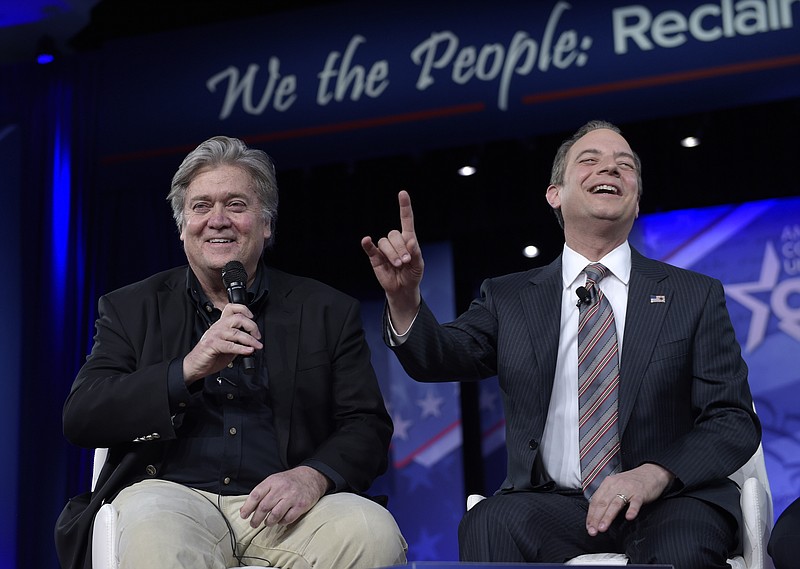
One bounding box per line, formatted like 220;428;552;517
186;259;270;313
561;241;632;289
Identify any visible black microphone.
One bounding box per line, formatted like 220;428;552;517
575;286;591;307
222;260;256;374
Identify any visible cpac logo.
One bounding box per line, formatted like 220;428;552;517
725;240;800;353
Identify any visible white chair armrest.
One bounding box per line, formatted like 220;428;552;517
92;502;119;569
739;476;774;569
91;448;108;492
466;494;486;511
566;553;628;564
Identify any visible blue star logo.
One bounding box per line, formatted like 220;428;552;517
725;242;800;352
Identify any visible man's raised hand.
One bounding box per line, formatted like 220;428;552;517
361;190;424;333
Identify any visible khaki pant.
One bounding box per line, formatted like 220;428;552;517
111;479;407;568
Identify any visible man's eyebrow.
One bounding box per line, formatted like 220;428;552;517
575;148;601;160
187;191;249;202
575;148;637;164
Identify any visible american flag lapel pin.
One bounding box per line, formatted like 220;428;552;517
650;294;666;303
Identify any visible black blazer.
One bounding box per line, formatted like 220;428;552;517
56;264;392;568
390;248;760;523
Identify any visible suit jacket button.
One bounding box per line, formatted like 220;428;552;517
145;465;157;476
528;439;539;450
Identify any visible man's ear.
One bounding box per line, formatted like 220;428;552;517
546;184;561;208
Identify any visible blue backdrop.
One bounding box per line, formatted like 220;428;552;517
631;196;800;520
0;124;21;567
364;243;463;561
2;0;799;566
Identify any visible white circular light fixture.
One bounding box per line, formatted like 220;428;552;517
680;136;700;148
523;245;540;258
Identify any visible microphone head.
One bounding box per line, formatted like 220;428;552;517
575;285;591;306
222;260;248;288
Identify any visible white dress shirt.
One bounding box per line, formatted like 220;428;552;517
388;242;632;490
538;242;631;489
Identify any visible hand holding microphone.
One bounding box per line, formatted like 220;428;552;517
182;261;262;384
222;260;257;374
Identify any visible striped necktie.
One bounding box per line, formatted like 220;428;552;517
578;263;621;499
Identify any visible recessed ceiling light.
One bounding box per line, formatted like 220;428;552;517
523;245;540;258
680;136;700;148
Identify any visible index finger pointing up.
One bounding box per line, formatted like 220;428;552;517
398;190;416;237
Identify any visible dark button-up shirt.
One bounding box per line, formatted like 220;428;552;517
159;263;286;495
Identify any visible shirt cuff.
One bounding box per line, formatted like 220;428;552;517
167;357;193;414
386;307;420;346
302;459;346;493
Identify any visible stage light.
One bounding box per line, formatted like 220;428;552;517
36;35;57;64
457;165;476;177
680;135;701;148
523;245;540;258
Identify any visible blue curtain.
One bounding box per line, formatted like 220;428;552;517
10;59;97;567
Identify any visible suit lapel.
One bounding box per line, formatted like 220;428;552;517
261;270;301;465
157;270;195;360
520;257;563;413
618;249;671;435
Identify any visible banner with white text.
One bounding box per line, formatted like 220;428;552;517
94;0;800;168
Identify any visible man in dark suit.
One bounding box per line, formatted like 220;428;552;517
57;136;407;568
361;120;760;568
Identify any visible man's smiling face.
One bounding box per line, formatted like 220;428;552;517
180;164;270;285
547;128;641;234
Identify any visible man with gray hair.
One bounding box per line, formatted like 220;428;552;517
57;136;407;569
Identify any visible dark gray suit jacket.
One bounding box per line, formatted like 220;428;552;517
390;248;760;523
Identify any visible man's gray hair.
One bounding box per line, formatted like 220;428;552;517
167;136;279;246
